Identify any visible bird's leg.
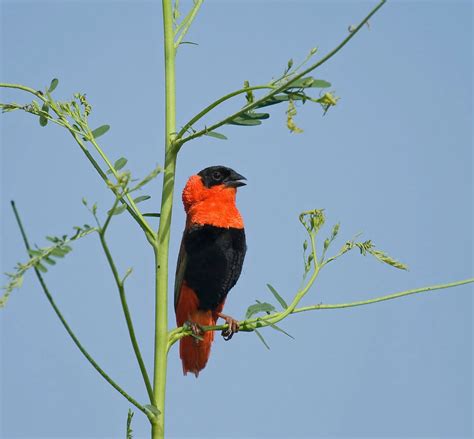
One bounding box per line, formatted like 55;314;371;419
217;312;240;341
184;320;204;343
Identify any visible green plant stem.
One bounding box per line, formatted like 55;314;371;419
174;0;203;48
176;85;273;140
169;277;474;346
152;1;177;438
291;277;474;312
10;201;150;418
178;0;386;146
0;83;155;240
0;82;46;99
98;228;154;404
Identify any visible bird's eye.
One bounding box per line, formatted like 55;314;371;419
212;171;222;181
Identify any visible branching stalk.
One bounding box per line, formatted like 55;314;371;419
0;82;155;240
169;277;474;347
98;199;154;404
174;0;203;49
178;0;386;146
10;201;151;418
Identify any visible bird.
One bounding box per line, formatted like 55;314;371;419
174;165;247;377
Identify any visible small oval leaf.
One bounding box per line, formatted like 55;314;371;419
133;195;151;204
310;79;331;88
204;131;227;140
108;204;127;216
228;117;262;126
35;262;48;273
39;103;49;127
48;78;59;93
91;124;110;139
245;302;276;319
113;157;128;171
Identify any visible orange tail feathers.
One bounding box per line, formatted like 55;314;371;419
176;284;216;377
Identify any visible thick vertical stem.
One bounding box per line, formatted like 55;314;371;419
151;1;176;438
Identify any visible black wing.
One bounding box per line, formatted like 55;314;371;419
181;224;246;310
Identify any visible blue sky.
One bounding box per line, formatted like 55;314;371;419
1;1;472;438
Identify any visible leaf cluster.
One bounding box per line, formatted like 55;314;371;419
238;208;408;350
178;46;339;143
1;224;97;308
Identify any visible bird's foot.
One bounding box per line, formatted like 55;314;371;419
184;320;204;342
217;312;240;341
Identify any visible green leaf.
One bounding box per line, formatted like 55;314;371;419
43;256;56;266
35;262;48;273
268;322;295;339
287;76;331;89
143;212;161;217
240;112;270;120
204;131;228;140
108;204;127;216
48;78;59;93
228;117;262;126
255;94;305;108
133;195;151;204
50;247;69;257
39;103;49;126
254;329;270;350
1;224;97;309
90;124;110;139
114;157;128;171
310;79;331;88
266;283;288;309
245;302;276;320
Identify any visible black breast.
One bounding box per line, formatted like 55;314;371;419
183;224;246;310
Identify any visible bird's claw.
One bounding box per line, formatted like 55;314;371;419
218;313;240;341
184;320;204;341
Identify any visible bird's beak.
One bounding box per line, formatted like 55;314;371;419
224;171;247;188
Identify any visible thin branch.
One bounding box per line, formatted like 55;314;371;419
10;201;151;419
292;278;474;312
169;277;474;346
176;85;273;139
174;0;203;49
98;201;154;404
0;83;155;241
178;0;386;146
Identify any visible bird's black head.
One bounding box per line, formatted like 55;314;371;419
198;166;247;189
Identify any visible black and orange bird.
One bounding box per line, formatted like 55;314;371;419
174;165;247;377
